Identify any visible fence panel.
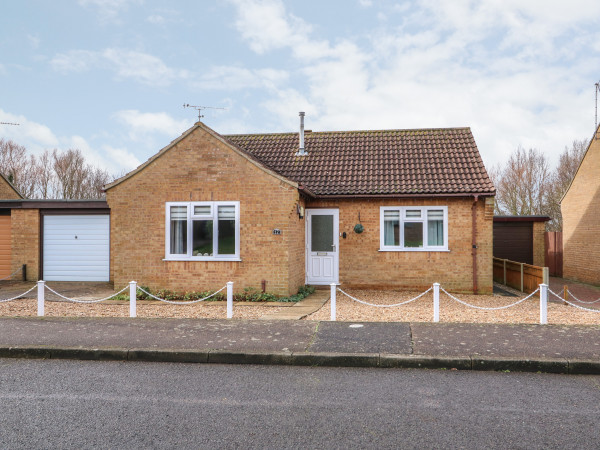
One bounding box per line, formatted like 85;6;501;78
545;231;563;277
493;257;547;294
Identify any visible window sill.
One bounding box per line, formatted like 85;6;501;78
378;248;450;253
163;257;242;262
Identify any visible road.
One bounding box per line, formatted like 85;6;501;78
0;359;599;449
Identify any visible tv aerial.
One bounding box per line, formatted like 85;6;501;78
595;81;600;131
0;122;19;126
183;104;226;121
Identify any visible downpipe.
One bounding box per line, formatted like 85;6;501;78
472;195;479;294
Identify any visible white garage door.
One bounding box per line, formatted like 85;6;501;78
43;215;110;281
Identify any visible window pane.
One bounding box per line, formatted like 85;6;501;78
170;220;187;254
311;215;333;252
404;222;423;248
192;220;213;256
427;210;444;246
218;218;236;254
194;205;211;216
383;211;400;246
406;210;421;218
170;206;187;219
218;205;235;219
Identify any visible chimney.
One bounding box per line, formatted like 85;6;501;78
298;111;306;155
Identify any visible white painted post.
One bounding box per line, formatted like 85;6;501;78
129;281;137;318
226;281;233;319
542;267;549;286
433;283;440;323
540;283;548;325
37;280;45;317
330;283;336;321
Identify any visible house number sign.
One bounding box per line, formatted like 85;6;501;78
272;229;282;235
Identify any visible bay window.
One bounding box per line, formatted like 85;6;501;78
165;201;240;260
380;206;448;251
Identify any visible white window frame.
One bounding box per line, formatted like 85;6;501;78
379;206;449;252
164;201;241;261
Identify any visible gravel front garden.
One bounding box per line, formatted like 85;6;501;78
0;282;599;324
304;285;600;325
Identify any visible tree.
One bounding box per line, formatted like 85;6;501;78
491;141;587;231
545;140;588;231
0;138;36;197
491;146;552;216
0;140;114;200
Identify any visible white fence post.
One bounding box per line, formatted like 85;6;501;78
227;281;233;319
330;283;336;321
433;283;440;322
37;280;45;317
539;283;548;325
129;281;137;318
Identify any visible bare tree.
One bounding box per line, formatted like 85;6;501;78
52;149;90;199
34;150;55;199
0;138;33;197
492;147;552;216
545;140;588;231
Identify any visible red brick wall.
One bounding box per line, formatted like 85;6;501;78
562;134;600;285
106;125;305;296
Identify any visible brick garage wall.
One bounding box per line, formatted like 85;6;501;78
0;177;21;200
106;125;305;296
11;209;39;281
307;196;494;294
532;221;546;267
562;134;600;285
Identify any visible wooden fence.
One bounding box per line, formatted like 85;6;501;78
493;257;549;294
545;231;563;277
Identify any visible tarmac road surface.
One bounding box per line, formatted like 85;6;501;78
1;359;599;449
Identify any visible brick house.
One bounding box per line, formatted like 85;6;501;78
562;124;600;285
105;117;495;295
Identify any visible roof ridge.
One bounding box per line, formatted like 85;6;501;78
223;126;471;137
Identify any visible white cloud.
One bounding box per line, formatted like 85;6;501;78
358;0;372;7
50;48;188;86
113;109;193;141
227;0;600;169
103;145;141;171
27;34;41;49
146;14;165;24
193;66;288;90
78;0;143;21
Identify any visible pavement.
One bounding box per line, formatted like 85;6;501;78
1;316;599;374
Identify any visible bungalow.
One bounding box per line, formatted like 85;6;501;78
104;115;495;295
561;123;600;285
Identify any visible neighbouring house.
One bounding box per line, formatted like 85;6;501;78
0;199;110;282
0;174;23;278
104;115;496;295
562;123;600;286
493;216;550;266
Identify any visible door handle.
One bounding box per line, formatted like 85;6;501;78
332;245;336;251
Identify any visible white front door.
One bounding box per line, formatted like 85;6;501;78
306;209;339;285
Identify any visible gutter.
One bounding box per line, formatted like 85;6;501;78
304;192;495;200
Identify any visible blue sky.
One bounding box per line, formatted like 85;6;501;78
1;0;599;175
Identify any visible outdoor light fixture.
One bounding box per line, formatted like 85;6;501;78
297;204;304;219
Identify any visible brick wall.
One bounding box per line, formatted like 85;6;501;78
106;125;305;296
307;196;494;294
11;209;39;281
562;134;600;285
0;177;22;200
532;221;546;267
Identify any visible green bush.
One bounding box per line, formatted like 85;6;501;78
109;284;316;303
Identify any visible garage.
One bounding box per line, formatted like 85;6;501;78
43;214;110;281
493;216;550;266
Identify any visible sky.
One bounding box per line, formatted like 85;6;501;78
1;0;600;175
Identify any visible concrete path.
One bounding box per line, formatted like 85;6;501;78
1;317;600;374
549;276;600;305
260;289;330;320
